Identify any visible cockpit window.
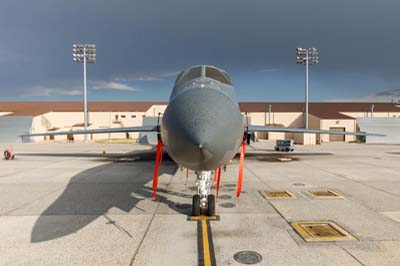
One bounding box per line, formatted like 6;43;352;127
175;67;202;87
205;67;232;85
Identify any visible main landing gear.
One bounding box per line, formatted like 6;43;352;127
3;149;14;160
192;171;216;216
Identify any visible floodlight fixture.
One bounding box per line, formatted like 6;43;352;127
296;47;319;129
72;43;97;142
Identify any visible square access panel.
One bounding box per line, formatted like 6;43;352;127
306;190;344;199
260;191;294;199
291;221;355;242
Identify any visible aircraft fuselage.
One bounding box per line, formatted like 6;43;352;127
161;66;244;171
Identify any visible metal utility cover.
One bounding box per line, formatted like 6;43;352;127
219;202;236;208
306;190;343;199
291;221;354;242
233;251;263;264
260;191;294;199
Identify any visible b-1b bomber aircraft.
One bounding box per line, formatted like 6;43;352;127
21;65;379;217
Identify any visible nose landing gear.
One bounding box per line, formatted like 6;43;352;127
192;171;216;216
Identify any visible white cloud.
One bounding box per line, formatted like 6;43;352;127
24;79;140;97
259;68;280;73
90;81;140;91
116;70;180;82
25;86;82;97
376;88;400;97
327;89;400;103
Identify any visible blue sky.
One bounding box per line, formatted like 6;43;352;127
0;0;398;102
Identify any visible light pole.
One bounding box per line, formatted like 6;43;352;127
370;104;375;117
296;47;319;129
73;44;96;142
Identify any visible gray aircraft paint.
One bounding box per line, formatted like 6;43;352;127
161;68;244;171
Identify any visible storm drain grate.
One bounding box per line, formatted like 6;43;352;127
260;190;294;199
291;221;354;242
220;202;236;208
219;195;232;200
233;251;263;264
175;203;191;210
306;190;343;199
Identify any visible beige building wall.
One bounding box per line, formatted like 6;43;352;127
27;104;395;144
308;114;321;129
245;112;303;140
244;112;303;127
273;112;304;127
268;132;285;140
292;114;320;144
145;105;167;117
32;111;147;142
294;133;316;145
31;115;49;142
245;112;356;144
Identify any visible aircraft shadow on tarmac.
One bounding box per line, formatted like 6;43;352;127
30;150;191;243
30;148;333;243
17;150;153;159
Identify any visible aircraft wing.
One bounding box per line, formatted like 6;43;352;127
20;125;159;139
247;125;385;137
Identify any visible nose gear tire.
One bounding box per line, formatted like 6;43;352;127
207;195;216;216
192;195;201;216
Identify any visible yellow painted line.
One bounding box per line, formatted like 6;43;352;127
188;215;218;221
201;219;211;266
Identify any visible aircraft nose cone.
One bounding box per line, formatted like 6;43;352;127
185;117;212;146
161;85;244;170
172;115;217;164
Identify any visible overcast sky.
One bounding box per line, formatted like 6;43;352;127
0;0;398;102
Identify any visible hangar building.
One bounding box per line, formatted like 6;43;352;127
0;102;399;144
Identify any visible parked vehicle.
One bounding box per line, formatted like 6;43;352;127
275;139;295;152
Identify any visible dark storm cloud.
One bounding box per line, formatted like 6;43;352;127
0;0;398;99
376;89;400;97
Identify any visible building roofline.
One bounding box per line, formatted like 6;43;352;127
0;101;399;117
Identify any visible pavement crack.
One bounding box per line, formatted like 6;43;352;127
128;173;175;266
341;246;367;266
0;185;66;216
103;214;133;238
244;164;299;244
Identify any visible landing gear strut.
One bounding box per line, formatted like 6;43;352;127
192;171;216;216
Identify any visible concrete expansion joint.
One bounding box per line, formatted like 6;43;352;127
129;174;173;266
341;247;368;266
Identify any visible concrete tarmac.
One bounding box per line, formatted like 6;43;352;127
0;141;400;266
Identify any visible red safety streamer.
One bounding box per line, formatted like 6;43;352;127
151;139;163;200
236;140;246;197
216;167;221;198
214;169;217;184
